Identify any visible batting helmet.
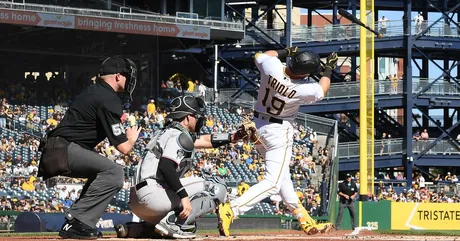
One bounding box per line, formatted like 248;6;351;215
287;51;321;76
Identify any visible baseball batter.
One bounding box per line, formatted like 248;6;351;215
115;95;244;239
218;47;338;236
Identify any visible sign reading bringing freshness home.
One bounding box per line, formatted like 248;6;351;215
0;9;211;40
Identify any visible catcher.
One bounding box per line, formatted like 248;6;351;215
115;95;250;239
217;47;337;236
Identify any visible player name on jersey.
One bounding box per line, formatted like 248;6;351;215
268;75;296;98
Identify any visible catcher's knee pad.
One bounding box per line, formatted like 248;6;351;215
204;176;228;204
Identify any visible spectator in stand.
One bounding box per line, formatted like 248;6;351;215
237;181;250;196
420;129;429;151
59;186;69;200
21;177;35;191
187;79;195;93
146;99;156;118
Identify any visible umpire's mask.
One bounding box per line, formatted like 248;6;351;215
166;95;206;133
99;56;138;101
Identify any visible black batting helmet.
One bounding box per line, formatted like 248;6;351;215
287;51;321;75
166;95;205;120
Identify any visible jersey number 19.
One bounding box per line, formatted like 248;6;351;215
262;88;286;116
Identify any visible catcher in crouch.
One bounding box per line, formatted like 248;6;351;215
115;95;247;239
217;47;338;236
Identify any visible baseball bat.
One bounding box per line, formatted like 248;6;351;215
338;8;383;38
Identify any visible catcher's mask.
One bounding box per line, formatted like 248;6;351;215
287;50;321;76
99;56;138;101
166;95;206;133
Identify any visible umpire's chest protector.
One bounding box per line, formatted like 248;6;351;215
135;126;195;184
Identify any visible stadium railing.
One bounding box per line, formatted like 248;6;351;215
216;79;459;104
339;138;460;158
240;20;460;45
0;1;244;31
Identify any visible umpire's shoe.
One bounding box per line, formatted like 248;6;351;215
217;202;234;236
154;213;196;239
59;218;100;239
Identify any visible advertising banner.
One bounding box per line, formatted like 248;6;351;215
391;202;460;230
0;9;210;40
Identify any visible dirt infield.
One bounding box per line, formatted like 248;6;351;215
1;230;459;241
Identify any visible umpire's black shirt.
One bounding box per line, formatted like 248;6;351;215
49;80;128;150
338;180;358;202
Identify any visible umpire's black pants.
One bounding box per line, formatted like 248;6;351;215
335;200;357;230
65;142;124;228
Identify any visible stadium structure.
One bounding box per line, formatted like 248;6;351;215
218;0;460;185
0;0;459;234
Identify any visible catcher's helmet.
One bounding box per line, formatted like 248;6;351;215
166;95;205;120
287;51;321;76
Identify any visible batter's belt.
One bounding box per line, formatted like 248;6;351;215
254;111;283;124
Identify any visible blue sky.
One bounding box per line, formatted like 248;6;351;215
301;9;459;123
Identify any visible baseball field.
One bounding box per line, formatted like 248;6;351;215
1;229;460;241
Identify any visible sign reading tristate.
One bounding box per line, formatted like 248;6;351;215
0;9;210;40
391;202;460;230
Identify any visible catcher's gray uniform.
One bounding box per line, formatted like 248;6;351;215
128;123;228;238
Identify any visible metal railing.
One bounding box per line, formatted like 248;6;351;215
241;20;460;45
314;78;460;100
0;1;244;31
217;78;460;104
339;138;460;158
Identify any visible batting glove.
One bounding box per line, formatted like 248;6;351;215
285;46;299;57
325;52;338;70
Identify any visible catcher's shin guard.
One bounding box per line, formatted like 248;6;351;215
292;206;318;235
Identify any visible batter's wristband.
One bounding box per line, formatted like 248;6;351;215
275;49;289;59
323;68;332;80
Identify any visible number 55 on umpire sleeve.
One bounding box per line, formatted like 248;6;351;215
261;88;286;116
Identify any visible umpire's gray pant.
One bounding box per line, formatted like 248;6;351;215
335;200;357;230
65;142;124;228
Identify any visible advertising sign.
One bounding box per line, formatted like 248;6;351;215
0;9;210;40
391;202;460;230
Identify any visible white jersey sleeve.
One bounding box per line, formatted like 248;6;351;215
254;53;325;121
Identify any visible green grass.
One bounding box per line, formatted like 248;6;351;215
376;230;460;236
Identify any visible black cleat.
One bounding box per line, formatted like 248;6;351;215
59;219;99;240
115;224;128;238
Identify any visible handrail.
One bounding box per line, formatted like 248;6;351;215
218;78;460;103
0;1;244;31
241;20;460;45
338;138;460;158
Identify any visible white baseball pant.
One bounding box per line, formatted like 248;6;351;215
129;177;205;225
230;118;301;215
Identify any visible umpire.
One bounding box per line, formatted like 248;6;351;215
335;173;358;230
37;56;141;239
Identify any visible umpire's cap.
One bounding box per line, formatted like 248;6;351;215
287;51;321;75
166;95;205;120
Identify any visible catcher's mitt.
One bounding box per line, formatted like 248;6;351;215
233;118;259;143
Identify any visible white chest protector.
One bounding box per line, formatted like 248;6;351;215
134;123;195;185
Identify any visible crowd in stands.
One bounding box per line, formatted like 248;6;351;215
0;75;329;219
347;172;460;203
